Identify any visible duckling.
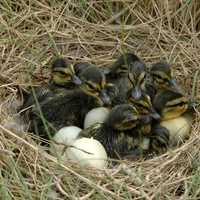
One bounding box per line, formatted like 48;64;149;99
153;89;188;120
153;89;193;146
22;58;82;109
160;115;192;146
51;57;82;88
105;53;147;103
127;89;160;118
150;110;193;151
73;62;95;75
146;61;179;99
27;65;112;138
78;65;111;106
79;104;150;159
127;89;160;136
75;62;118;105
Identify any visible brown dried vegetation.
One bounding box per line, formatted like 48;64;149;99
1;0;200;199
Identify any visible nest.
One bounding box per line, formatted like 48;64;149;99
1;0;200;199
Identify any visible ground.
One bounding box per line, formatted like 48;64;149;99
0;0;200;199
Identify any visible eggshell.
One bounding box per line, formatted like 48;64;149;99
53;126;82;144
66;137;107;169
84;107;110;129
51;126;82;157
160;116;191;146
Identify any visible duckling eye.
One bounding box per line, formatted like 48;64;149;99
137;102;149;109
176;102;187;107
178;102;185;106
153;74;169;85
54;71;70;79
153;74;163;80
60;71;69;76
86;83;98;91
121;64;128;70
167;102;186;108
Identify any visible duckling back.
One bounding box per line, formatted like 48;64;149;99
29;89;96;138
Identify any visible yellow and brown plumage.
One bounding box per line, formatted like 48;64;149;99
149;124;170;154
153;89;194;147
153;89;188;121
127;88;161;137
20;64;112;139
79;104;154;159
22;58;82;109
149;88;192;151
105;53;147;104
145;61;179;99
51;57;82;88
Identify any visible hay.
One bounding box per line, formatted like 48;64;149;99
1;0;200;198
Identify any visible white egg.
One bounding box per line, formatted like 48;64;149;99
140;137;150;150
51;126;82;157
160;115;191;146
66;137;107;169
84;107;110;129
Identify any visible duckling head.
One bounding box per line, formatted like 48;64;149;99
79;66;111;106
51;58;82;86
150;62;178;91
109;53;146;99
74;62;95;75
153;89;188;120
127;90;160;121
128;59;146;99
105;104;140;131
109;53;144;76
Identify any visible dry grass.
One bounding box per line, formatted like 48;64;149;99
1;0;200;199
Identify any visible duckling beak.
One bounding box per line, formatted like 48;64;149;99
131;86;142;100
188;100;196;111
149;107;161;120
103;68;110;75
169;78;179;91
71;75;82;85
99;89;111;106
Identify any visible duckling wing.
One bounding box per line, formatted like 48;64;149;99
21;85;56;109
29;90;99;138
111;131;150;158
28;91;78;137
79;126;144;159
79;124;117;157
